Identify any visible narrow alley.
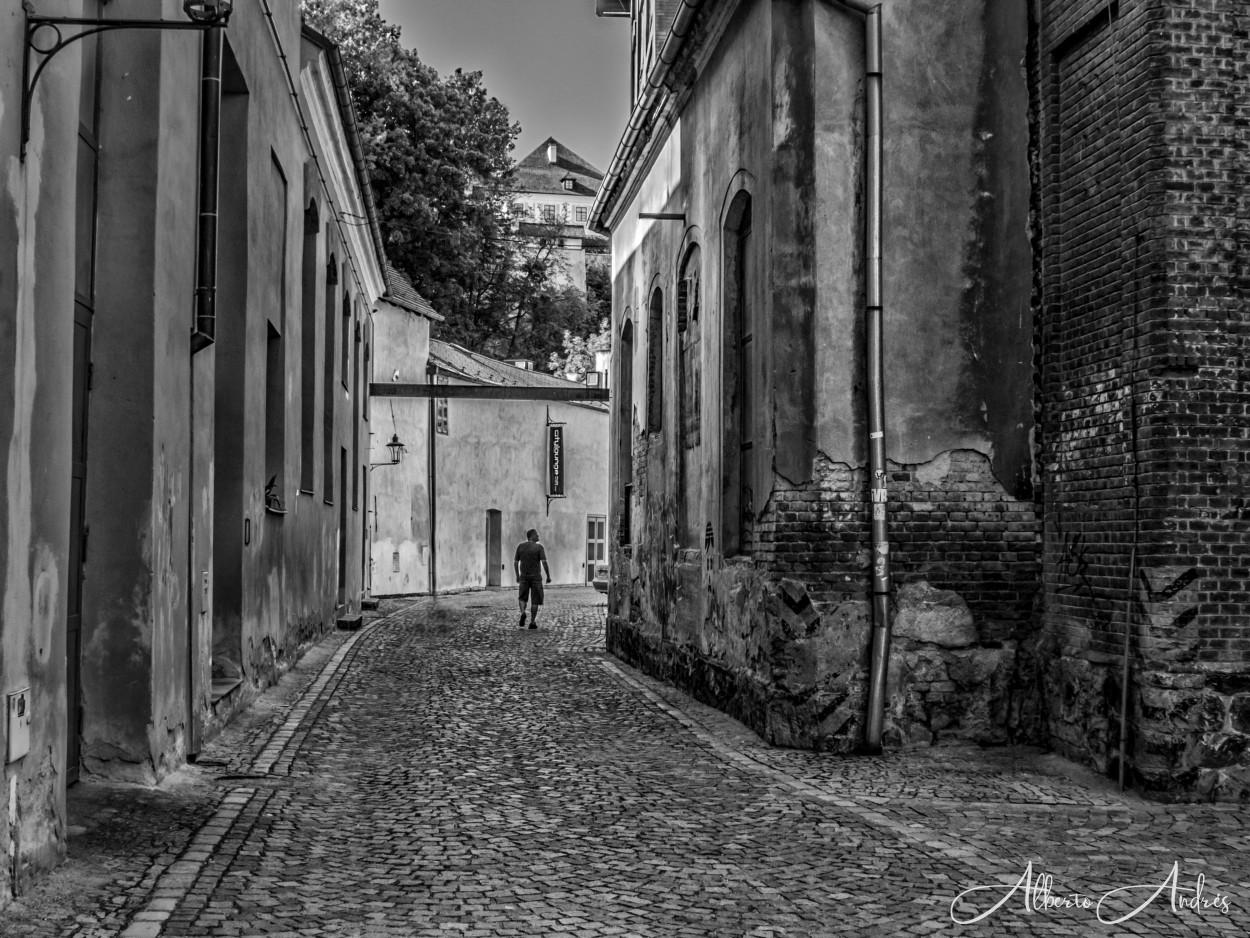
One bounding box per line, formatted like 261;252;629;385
6;589;1247;938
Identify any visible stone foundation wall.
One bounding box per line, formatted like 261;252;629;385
608;448;1044;752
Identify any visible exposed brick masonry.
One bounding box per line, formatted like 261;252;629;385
756;451;1042;641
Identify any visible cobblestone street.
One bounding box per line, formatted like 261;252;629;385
7;588;1248;938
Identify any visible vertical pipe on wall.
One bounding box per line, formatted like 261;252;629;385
191;26;222;351
860;6;892;754
428;365;438;596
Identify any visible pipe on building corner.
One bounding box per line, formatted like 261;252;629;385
191;25;222;352
588;0;704;232
428;365;438;596
858;5;891;756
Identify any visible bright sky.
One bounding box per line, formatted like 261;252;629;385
377;0;631;174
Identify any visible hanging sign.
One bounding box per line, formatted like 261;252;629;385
548;424;566;498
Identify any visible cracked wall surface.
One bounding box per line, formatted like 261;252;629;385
606;0;1038;760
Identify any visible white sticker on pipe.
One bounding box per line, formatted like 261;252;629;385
873;504;886;520
870;431;884;439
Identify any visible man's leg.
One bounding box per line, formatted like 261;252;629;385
529;581;543;628
518;582;528;628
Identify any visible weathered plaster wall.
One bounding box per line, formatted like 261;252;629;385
0;0;76;900
435;393;609;593
369;302;432;596
607;0;1039;754
83;24;199;782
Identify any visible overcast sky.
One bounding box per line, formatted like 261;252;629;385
377;0;631;173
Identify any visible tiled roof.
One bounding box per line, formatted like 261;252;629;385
514;137;604;196
429;340;587;390
383;264;444;321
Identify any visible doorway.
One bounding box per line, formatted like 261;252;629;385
485;510;502;587
586;515;606;584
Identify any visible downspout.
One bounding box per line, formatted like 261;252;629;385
428;364;438;596
857;5;892;755
191;26;222;352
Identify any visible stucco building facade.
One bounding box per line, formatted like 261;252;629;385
0;0;381;902
511;137;610;294
369;314;610;597
592;0;1250;800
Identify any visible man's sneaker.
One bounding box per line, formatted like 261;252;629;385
518;614;527;628
528;621;538;629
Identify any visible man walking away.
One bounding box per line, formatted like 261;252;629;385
514;528;551;629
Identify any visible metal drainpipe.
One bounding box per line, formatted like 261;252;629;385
856;5;892;755
428;365;438;596
191;26;222;352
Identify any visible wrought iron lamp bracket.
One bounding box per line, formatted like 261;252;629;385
20;0;229;161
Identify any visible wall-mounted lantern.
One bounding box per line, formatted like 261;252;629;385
370;434;406;470
20;0;233;160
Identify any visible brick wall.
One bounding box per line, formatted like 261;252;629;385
1037;0;1250;797
757;451;1042;641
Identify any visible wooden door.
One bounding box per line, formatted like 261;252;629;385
485;510;501;587
585;515;606;583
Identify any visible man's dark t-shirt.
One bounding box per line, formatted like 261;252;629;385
515;541;547;578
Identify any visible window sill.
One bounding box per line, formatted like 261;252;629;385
299;489;316;497
265;505;288;517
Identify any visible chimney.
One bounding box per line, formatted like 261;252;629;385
547;142;558;164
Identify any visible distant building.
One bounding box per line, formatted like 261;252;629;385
369;300;610;596
510;137;610;294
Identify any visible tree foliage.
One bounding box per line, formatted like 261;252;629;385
548;265;612;378
302;0;600;368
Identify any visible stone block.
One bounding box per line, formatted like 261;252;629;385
892;581;977;648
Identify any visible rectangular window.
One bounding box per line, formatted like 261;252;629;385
352;314;361;510
270;154;288;329
341;293;351;389
435;374;449;435
265;322;286;511
323;253;338;502
575;205;588;223
299;194;319;492
542;204;557;224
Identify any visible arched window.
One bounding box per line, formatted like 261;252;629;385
646;288;664;433
617;316;634;544
722;193;752;556
678;244;702;546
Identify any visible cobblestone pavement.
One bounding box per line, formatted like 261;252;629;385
8;588;1249;937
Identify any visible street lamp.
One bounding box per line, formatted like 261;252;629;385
370;434;406;470
20;0;233;160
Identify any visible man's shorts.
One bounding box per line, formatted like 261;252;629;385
518;576;545;606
